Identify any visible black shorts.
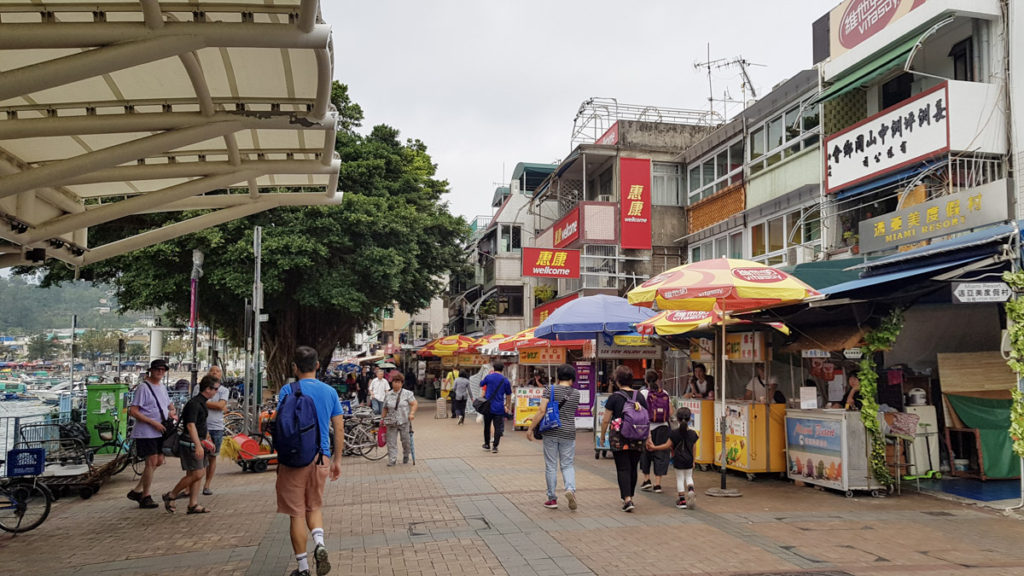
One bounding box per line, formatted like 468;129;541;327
135;437;163;458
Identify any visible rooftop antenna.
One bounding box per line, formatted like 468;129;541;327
694;48;766;118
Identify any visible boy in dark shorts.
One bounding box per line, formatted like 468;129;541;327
161;375;218;514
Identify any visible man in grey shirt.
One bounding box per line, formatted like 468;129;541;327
452;374;472;425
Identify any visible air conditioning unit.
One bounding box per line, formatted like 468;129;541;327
596;194;613;203
786;246;818;264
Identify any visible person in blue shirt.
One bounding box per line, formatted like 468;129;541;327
276;346;344;576
480;360;513;453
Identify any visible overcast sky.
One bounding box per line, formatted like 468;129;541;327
328;1;828;222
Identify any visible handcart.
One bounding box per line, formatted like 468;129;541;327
15;423;123;499
229;433;277;473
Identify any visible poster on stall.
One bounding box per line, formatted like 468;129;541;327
675;398;704;458
574;361;596;429
786;416;844;490
593;393;611;451
513;387;544;428
714;402;749;467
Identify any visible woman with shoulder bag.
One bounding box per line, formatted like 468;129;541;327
527;364;581;510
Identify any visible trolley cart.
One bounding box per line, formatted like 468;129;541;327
229;433;277;473
14;423;122;499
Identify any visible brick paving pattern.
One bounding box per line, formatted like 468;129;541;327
2;400;1024;576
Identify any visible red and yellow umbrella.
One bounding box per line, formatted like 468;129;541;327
497;327;588;352
627;258;819;312
417;334;477;357
636;308;789;337
469;334;509;353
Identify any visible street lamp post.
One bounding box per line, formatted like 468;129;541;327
190;249;204;393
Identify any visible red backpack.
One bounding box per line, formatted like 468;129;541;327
647;390;671;423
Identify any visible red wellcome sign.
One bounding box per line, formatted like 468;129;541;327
521;247;580;279
619;157;652;250
552;207;580;249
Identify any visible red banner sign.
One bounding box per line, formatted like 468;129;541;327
532;293;581;325
619;157;652;250
522;247;580;279
595;122;619;146
552;207;580;248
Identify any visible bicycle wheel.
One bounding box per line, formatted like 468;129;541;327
0;480;52;533
223;416;244;436
129;441;146;477
253;433;274;454
359;427;386;461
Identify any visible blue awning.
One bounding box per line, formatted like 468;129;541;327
820;257;980;297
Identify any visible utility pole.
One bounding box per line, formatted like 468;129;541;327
252;227;263;427
190;249;205;394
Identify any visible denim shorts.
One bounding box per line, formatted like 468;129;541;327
208;429;224;454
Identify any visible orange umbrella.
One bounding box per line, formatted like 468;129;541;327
417;334;477;357
627;258;819;312
497;327;588;352
468;334;509;353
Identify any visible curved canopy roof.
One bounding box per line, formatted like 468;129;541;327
0;0;341;268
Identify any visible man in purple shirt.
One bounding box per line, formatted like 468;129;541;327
126;358;176;509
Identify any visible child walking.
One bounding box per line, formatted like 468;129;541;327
646;407;699;509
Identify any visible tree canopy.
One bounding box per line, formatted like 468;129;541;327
25;82;469;386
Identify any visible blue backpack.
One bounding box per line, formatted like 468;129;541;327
274;380;322;467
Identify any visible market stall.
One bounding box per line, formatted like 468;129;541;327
784;408;887;496
674;397;716;469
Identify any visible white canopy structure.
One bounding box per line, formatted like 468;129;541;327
0;0;341;269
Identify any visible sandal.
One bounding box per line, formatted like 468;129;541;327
187;504;210;514
139;495;159;509
162;492;176;513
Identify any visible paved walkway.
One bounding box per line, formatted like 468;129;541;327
4;401;1024;576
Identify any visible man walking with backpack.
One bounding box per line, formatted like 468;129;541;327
639;370;671;494
275;346;344;576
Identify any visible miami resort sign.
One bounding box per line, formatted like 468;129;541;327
858;182;1008;253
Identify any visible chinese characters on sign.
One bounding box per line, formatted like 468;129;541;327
952;282;1012;304
857;182;1008;253
826;83;949;194
831;0;927;57
619;157;652;250
519;347;567;365
521;247;581;278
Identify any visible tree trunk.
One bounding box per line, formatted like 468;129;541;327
261;303;355;394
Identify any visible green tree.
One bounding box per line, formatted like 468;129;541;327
26;334;61;361
23;82;469;387
78;329;117;363
127;343;146;361
163;333;191;366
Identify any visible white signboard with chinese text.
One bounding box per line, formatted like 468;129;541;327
858;181;1008;253
596;340;661;359
953;282;1012;304
826;83;948;194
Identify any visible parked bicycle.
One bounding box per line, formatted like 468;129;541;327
0;452;54;533
342;407;385;461
92;417;144;477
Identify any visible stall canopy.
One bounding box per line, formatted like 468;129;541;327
0;1;341;269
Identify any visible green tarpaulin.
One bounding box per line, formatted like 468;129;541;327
946;394;1017;479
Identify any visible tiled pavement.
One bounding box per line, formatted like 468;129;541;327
4;401;1024;576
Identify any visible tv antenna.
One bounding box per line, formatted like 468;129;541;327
694;45;765;119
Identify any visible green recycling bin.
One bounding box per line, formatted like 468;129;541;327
86;383;129;452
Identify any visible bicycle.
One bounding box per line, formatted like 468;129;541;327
342;407;385;461
0;452;54;533
92;418;144;477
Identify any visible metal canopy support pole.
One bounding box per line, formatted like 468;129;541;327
190;250;204;394
708;319;742;498
0;22;332;50
252;226;263;422
243;299;253;434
